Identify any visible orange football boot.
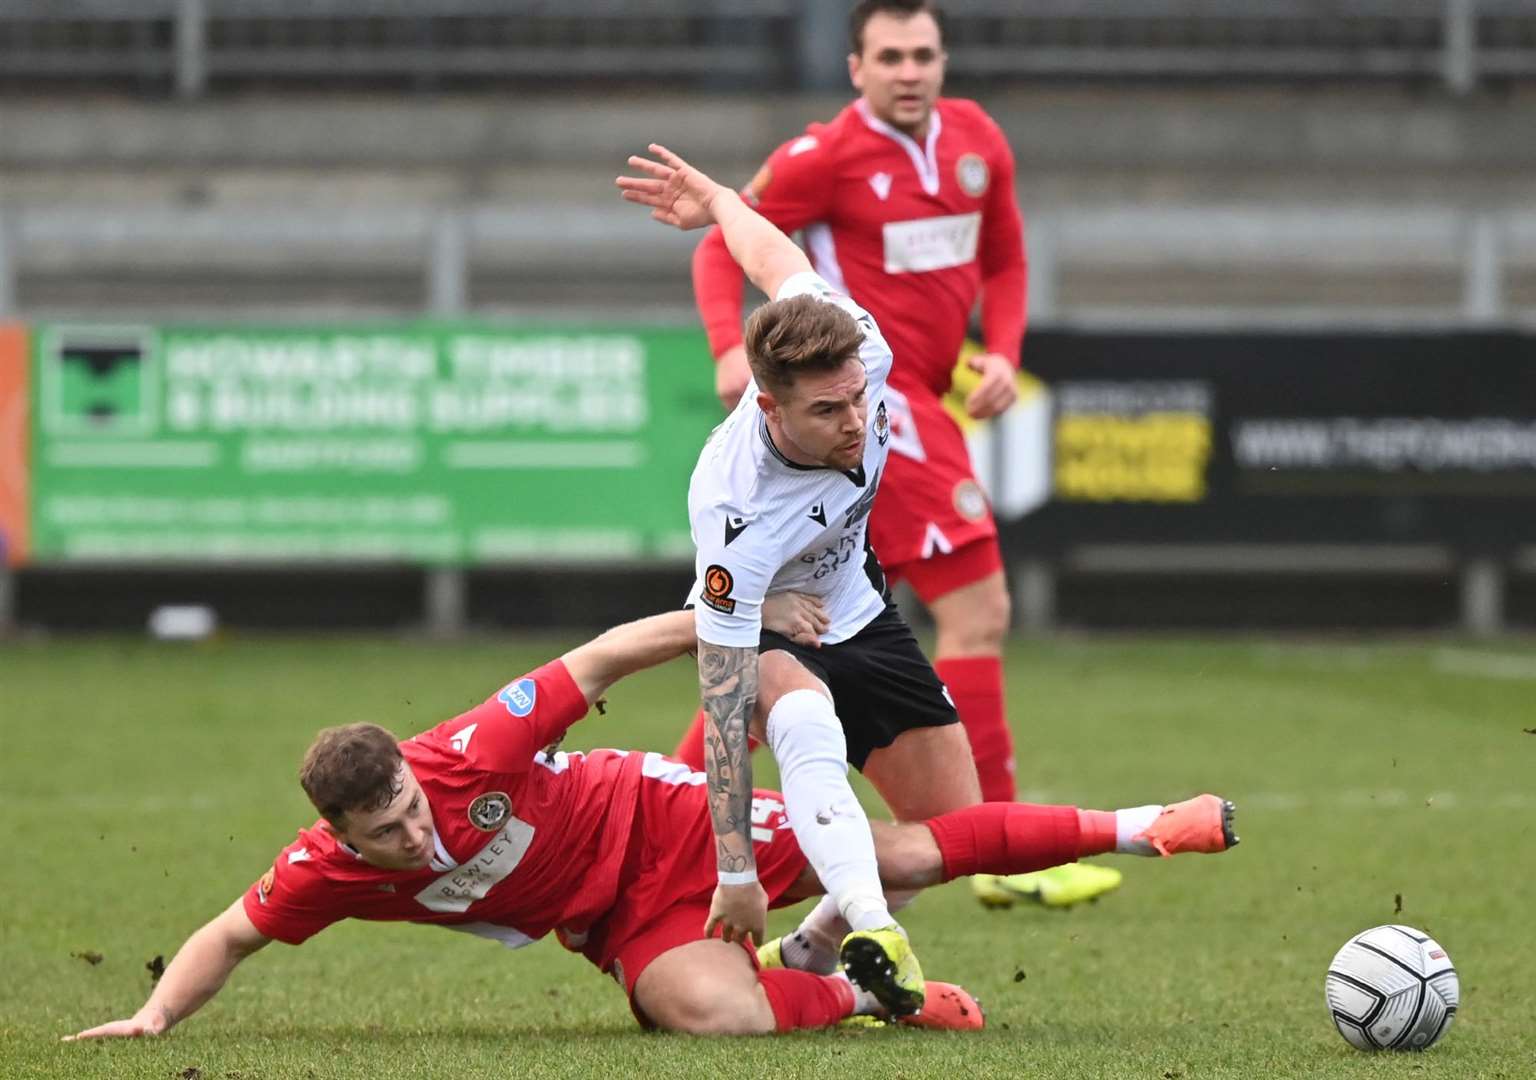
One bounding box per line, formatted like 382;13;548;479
1134;794;1239;857
898;981;986;1032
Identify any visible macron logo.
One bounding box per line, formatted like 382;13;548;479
450;723;478;754
288;848;310;864
788;135;819;157
869;172;892;200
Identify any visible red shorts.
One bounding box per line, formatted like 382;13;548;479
575;756;808;1025
870;384;1002;601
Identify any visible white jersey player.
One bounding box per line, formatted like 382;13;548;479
620;143;972;1016
687;271;893;648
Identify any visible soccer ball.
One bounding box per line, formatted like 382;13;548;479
1325;925;1459;1051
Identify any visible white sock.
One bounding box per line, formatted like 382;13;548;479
1115;804;1164;856
785;888;918;974
765;689;893;934
832;970;882;1016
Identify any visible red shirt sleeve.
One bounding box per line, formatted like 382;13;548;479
242;840;348;945
418;659;589;776
693;128;838;360
976;115;1028;367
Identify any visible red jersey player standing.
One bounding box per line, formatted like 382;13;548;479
676;0;1123;945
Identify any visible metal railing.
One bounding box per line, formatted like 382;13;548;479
2;201;1533;326
1;0;1534;96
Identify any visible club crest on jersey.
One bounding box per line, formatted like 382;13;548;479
956;153;989;197
497;678;537;718
702;564;736;614
874;400;889;446
468;791;513;831
953;479;990;522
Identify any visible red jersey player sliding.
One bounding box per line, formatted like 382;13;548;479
679;0;1118;963
65;600;1236;1043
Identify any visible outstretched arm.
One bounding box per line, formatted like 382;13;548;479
617;144;812;300
64;899;270;1041
561;594;828;705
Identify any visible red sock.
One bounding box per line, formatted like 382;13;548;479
672;707;708;771
925;802;1084;880
757;969;856;1031
1077;809;1118;856
672;706;760;770
934;656;1015;802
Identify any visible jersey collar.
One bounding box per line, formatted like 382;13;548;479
855;98;944;196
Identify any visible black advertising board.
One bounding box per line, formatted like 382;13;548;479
1008;331;1536;554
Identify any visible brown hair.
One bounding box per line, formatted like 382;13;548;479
850;0;945;55
299;722;404;825
744;294;865;396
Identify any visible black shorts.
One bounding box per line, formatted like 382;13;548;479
758;603;959;771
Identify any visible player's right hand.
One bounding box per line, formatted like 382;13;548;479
714;344;753;411
704;881;768;946
761;590;829;647
616;144;724;231
63;1007;168;1041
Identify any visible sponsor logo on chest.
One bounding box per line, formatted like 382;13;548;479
414;814;535;914
882;212;981;274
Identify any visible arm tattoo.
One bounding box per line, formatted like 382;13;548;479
697;641;757;876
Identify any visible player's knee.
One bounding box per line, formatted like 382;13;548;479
765;688;847;771
936;579;1010;652
757;650;830;713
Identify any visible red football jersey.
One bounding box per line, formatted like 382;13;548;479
694;97;1027;399
242;660;647;950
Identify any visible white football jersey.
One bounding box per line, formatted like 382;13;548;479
688;271;894;647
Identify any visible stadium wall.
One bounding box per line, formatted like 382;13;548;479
4;321;1534;636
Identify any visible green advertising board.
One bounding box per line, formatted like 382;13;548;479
27;322;722;564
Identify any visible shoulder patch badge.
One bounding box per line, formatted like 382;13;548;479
497;678;537;718
957;152;990;198
256;867;276;904
468;791;512;831
874;400;889;445
702;564;737;614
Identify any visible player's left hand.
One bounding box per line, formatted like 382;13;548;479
963;352;1018;420
616;144;724;231
705;881;769;946
63;1007;168;1041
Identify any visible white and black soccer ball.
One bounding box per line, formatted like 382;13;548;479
1325;924;1459;1051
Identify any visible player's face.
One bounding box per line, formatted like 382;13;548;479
331;764;438;871
849;11;946;138
764;357;869;471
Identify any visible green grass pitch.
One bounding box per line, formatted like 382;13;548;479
3;633;1534;1078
